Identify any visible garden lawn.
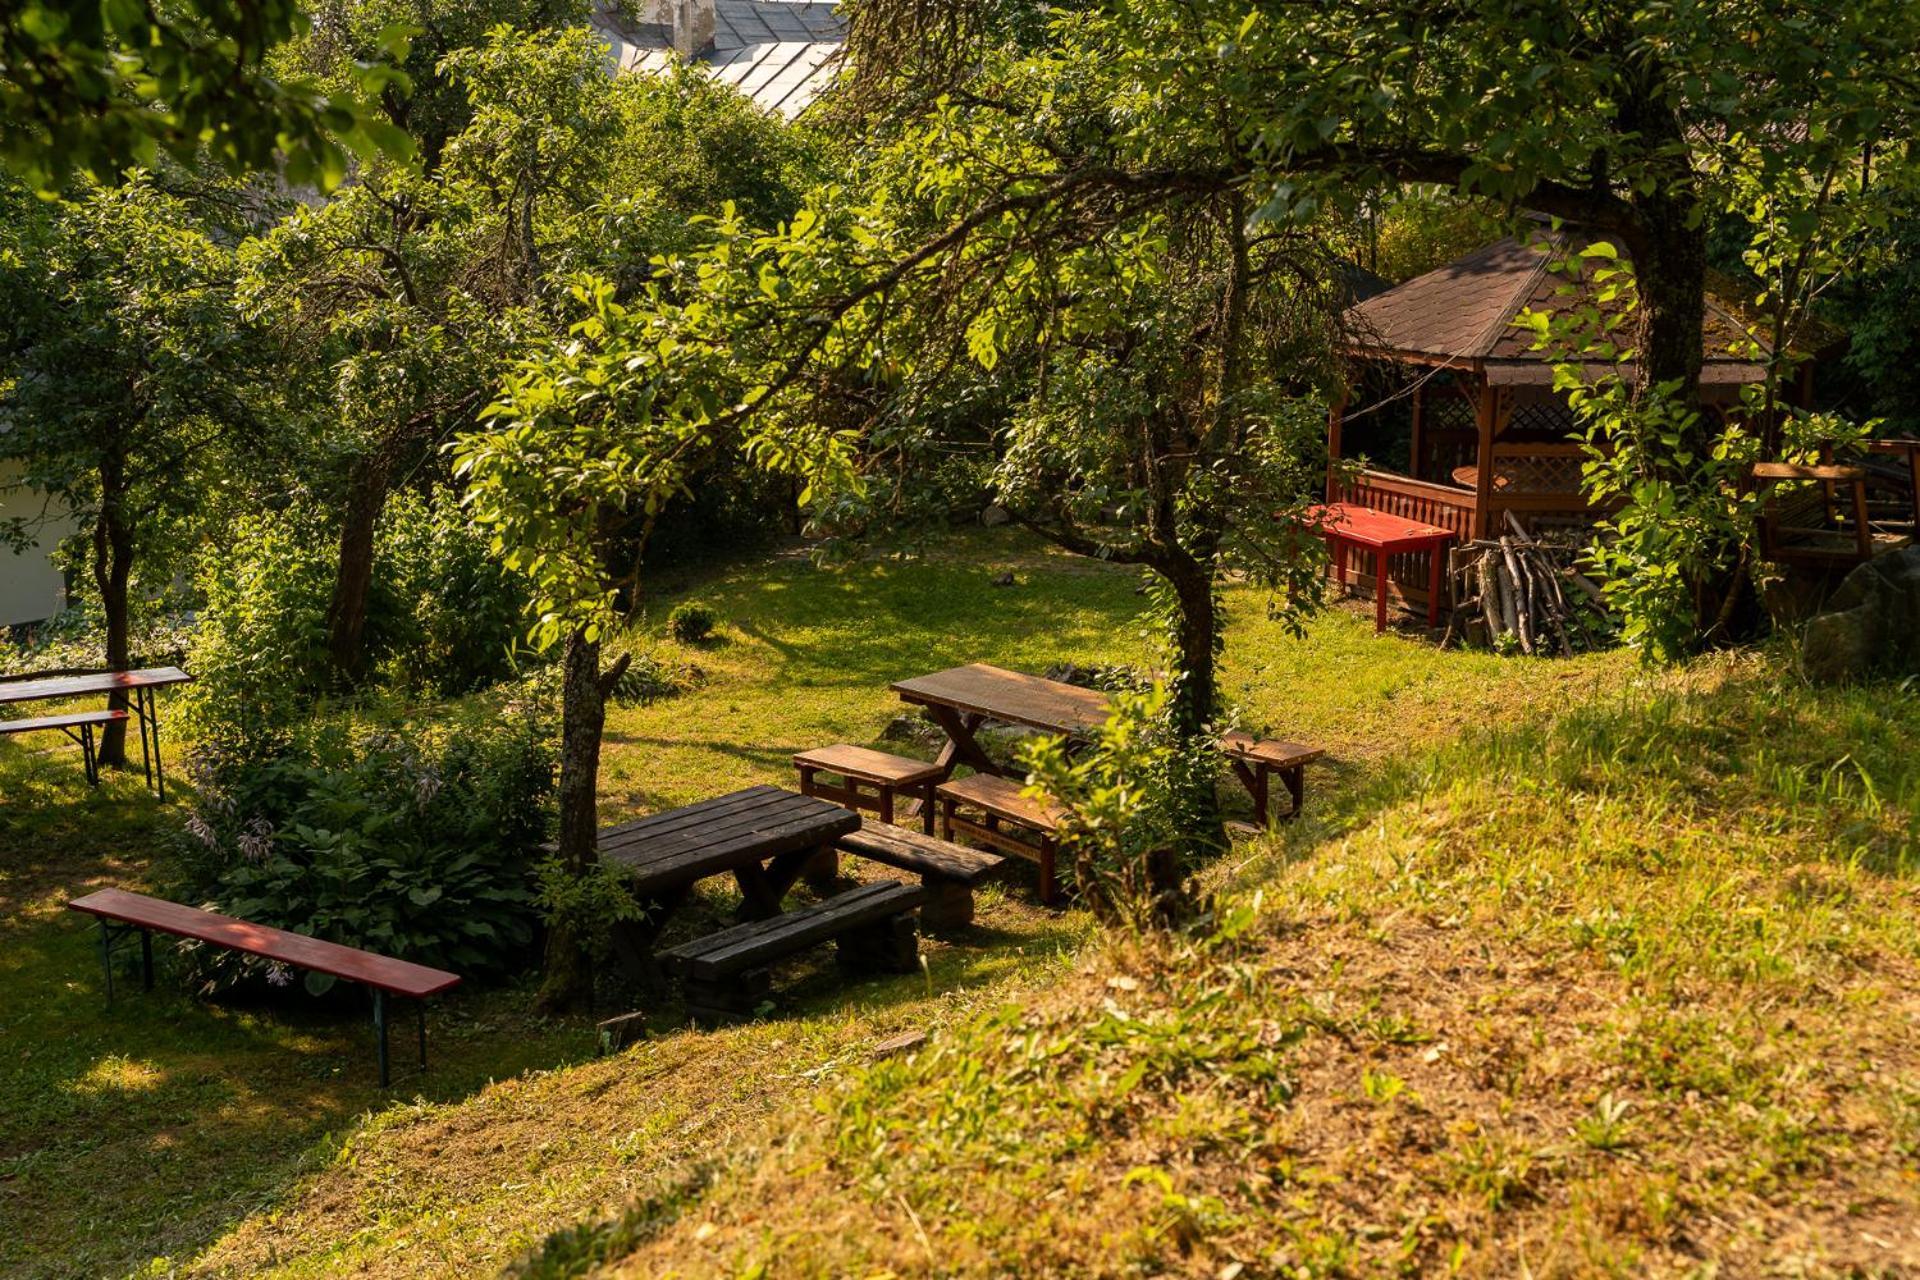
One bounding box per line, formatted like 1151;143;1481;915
585;653;1920;1278
3;528;1632;1278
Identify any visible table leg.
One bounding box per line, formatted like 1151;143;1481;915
417;1000;427;1069
609;887;688;990
1375;548;1390;633
147;689;166;802
1428;542;1445;627
926;706;998;776
373;989;390;1088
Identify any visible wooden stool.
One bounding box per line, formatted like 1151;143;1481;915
1219;732;1324;826
935;772;1064;905
794;744;943;837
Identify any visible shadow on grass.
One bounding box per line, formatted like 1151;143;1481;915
0;747;599;1280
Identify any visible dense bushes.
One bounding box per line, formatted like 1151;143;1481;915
177;696;555;991
185;489;530;736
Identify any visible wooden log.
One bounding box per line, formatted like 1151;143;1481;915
597;1011;649;1054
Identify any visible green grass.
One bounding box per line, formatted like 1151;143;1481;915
30;521;1820;1280
595;653;1919;1278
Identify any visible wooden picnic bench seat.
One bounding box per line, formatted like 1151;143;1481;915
68;888;460;1086
0;709;126;786
1219;732;1324;827
835;825;1005;932
935;772;1064;905
657;881;926;1022
794;744;943;835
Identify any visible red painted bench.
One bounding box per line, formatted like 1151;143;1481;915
69;888;461;1086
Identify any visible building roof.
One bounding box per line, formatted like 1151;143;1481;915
594;1;844;119
1344;228;1791;386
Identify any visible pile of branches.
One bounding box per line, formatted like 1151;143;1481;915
1445;515;1615;656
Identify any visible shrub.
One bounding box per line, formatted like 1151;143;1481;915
608;648;704;706
176;698;555;992
379;488;534;695
665;602;718;645
1020;683;1210;926
184;490;532;739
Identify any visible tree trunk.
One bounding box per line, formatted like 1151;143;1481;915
325;453;392;686
1158;550;1227;868
92;451;135;768
534;628;613;1016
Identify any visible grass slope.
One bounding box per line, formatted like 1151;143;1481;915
589;655;1920;1278
3;528;1640;1277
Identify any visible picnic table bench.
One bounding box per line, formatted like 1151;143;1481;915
657;881;926;1022
0;666;192;795
0;709;126;786
835;825;1004;931
1218;732;1324;826
597;785;861;982
68;888;460;1087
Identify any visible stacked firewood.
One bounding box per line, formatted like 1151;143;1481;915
1445;515;1614;656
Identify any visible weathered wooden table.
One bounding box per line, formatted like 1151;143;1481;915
0;666;193;797
890;663;1111;784
597;784;861;981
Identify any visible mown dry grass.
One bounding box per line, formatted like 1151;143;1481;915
580;654;1919;1279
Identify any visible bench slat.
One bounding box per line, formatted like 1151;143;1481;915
936;773;1062;830
837;827;1004;884
659;882;925;981
0;709;127;735
793;744;943;785
68;888;460;998
1218;732;1324;769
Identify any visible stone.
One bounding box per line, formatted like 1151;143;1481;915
870;1029;927;1060
980;503;1011;527
990;571;1016;587
879;713;942;750
1801;547;1920;684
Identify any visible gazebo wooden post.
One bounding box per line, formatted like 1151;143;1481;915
1326;391;1346;503
1409;379;1425;481
1471;374;1498;540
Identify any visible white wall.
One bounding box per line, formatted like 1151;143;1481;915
0;461;71;627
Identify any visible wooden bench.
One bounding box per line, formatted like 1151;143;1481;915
1754;462;1912;566
1219;732;1324;827
68;888;461;1087
835;825;1005;932
935;772;1064;905
657;881;926;1022
794;744;943;835
0;709;127;786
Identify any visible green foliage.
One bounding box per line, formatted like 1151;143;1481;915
185;491;531;737
665;602;718;645
0;172;267;590
379;488;535;693
0;0;411;194
532;854;641;967
177;703;555;988
607;647;703;706
1020;684;1216;923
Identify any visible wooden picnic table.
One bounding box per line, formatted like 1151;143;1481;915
1309;502;1455;632
890;662;1110;782
597;784;860;982
0;666;192;797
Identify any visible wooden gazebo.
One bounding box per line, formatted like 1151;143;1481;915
1327;227;1810;614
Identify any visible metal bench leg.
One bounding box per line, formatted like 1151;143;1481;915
98;919;116;1004
140;928;154;991
374;989;390;1088
417;999;427;1069
146;689;166;802
82;723;98;787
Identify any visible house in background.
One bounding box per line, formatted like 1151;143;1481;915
592;0;844;118
0;461;71;629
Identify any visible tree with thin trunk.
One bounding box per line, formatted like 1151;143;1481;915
0;174;265;766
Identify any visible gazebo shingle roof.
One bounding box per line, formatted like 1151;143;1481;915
1346;228;1784;386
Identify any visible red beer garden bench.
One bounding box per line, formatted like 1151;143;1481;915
69;888;460;1087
